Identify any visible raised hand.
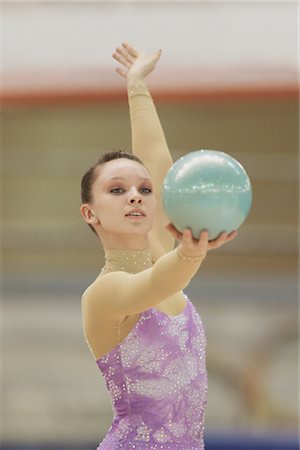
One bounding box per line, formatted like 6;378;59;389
112;42;162;83
166;224;238;259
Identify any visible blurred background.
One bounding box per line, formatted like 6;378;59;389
1;1;298;449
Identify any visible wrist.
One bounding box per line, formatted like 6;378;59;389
127;75;147;88
176;246;206;263
127;82;151;99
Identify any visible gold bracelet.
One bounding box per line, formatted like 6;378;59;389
176;247;206;263
128;84;151;98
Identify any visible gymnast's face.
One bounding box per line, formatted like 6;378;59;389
89;158;157;239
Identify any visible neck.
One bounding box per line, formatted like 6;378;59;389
102;247;153;274
97;230;150;251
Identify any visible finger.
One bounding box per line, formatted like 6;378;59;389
112;52;131;69
165;223;183;240
167;229;182;240
182;228;193;244
198;229;209;241
217;231;228;241
116;46;135;64
225;230;238;242
115;67;127;78
122;41;139;58
207;231;225;248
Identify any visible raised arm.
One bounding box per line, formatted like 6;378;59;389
112;42;174;258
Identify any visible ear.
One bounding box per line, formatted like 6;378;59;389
80;204;99;225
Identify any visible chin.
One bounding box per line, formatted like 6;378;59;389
103;219;153;235
123;224;152;236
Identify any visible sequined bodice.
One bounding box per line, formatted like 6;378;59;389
96;294;208;450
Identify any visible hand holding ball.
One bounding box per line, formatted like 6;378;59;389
162;150;252;241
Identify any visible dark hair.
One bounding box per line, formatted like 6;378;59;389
81;150;146;234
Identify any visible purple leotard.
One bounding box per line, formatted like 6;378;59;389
96;294;208;450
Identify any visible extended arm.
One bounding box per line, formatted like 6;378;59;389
84;227;237;319
113;43;174;257
85;230;207;318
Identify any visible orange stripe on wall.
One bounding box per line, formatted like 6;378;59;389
0;86;298;106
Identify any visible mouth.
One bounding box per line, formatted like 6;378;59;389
125;209;146;218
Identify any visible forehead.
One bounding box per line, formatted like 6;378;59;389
95;158;151;184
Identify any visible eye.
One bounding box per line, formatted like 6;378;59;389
110;187;125;194
140;187;152;194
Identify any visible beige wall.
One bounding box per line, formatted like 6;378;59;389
3;97;298;282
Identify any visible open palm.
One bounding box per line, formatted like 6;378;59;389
112;42;162;80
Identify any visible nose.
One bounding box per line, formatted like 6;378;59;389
128;188;143;204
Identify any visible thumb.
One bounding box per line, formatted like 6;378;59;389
154;49;162;61
165;223;182;240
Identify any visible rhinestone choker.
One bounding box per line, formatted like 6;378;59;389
101;248;153;275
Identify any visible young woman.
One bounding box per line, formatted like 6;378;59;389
80;42;237;450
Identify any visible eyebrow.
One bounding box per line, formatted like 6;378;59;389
108;177;151;181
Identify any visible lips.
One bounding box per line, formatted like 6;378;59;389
125;209;146;217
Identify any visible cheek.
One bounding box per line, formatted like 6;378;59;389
95;195;120;214
152;195;158;211
146;196;158;217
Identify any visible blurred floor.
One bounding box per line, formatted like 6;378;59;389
1;432;299;450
